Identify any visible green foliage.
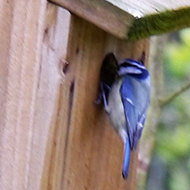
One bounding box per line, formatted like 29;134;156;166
160;28;190;163
164;28;190;78
147;29;190;190
169;167;190;190
157;124;190;162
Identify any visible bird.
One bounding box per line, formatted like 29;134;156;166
98;54;150;179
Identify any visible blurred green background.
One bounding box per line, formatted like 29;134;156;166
146;28;190;190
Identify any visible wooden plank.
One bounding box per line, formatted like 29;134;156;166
50;0;190;40
32;4;71;190
40;5;73;190
0;0;48;189
0;1;70;190
54;15;150;190
49;0;135;39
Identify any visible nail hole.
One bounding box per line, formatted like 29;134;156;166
62;61;69;75
44;28;49;35
76;47;79;55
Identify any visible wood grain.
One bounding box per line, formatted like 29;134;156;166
0;1;150;189
49;0;135;39
0;1;70;190
50;15;149;190
50;0;190;40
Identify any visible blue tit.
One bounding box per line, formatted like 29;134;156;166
100;56;150;179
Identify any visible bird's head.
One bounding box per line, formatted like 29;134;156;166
118;59;149;80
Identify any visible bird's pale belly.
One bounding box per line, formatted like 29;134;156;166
107;79;127;142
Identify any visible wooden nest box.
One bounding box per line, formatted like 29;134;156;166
0;0;190;189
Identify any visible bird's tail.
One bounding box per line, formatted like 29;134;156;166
122;138;131;179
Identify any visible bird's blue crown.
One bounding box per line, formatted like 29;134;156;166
118;59;149;80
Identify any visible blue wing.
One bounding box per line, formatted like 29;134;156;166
120;75;150;149
120;75;150;178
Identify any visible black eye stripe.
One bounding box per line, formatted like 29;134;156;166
119;63;149;79
120;64;145;71
119;59;146;70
